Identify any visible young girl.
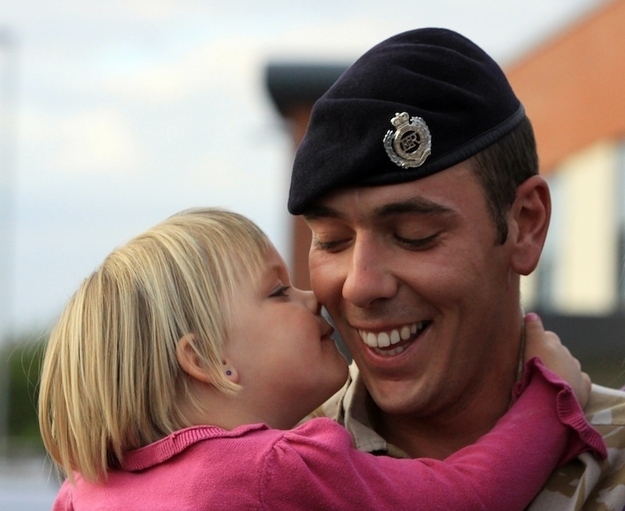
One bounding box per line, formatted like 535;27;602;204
39;208;605;510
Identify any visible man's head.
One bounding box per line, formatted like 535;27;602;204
287;28;551;427
289;28;539;244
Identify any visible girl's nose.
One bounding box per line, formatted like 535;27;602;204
294;287;320;314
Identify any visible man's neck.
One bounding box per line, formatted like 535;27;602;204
369;345;523;460
370;390;512;459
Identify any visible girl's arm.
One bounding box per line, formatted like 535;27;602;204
261;315;606;511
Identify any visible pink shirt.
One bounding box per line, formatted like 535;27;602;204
53;359;606;511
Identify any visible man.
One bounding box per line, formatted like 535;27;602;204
288;28;625;509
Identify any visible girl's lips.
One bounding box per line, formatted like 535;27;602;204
320;320;335;340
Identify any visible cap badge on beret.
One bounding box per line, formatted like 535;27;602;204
383;112;432;168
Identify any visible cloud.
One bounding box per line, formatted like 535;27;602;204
96;34;269;104
20;107;143;176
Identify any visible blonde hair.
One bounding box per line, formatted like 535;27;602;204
38;208;270;483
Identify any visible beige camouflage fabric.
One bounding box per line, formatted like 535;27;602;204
316;363;625;511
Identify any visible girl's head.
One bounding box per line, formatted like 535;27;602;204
39;208;347;483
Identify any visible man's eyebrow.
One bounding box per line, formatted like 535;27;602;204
303;203;342;221
303;198;455;221
374;198;455;218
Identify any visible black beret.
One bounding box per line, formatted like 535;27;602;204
288;27;525;215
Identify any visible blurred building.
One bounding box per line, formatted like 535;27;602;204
507;0;625;316
265;0;625;384
265;62;348;290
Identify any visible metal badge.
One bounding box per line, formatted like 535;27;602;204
383;112;431;168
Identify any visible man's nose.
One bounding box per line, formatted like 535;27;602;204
342;238;398;308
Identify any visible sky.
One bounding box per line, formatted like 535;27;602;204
0;0;605;340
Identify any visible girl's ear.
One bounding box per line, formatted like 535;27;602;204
176;334;240;385
176;335;213;384
222;364;240;384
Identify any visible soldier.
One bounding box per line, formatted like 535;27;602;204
289;28;625;510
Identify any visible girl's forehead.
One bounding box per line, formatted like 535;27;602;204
232;243;286;287
255;245;289;281
264;245;288;272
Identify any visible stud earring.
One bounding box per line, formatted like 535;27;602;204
225;370;232;376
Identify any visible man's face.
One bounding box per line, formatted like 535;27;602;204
305;162;524;419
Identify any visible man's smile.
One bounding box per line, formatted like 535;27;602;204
357;321;430;356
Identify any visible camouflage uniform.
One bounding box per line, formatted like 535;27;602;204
318;363;625;511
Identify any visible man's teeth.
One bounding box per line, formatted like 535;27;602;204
358;322;423;349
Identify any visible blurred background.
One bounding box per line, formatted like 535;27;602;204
1;0;623;508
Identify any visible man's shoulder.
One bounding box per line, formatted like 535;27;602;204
318;362;360;423
586;384;625;428
529;384;625;511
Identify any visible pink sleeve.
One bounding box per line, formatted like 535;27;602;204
260;358;606;511
511;356;607;466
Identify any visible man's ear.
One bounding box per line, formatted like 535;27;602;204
176;335;240;385
508;175;551;275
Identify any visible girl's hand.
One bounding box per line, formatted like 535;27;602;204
524;312;591;408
